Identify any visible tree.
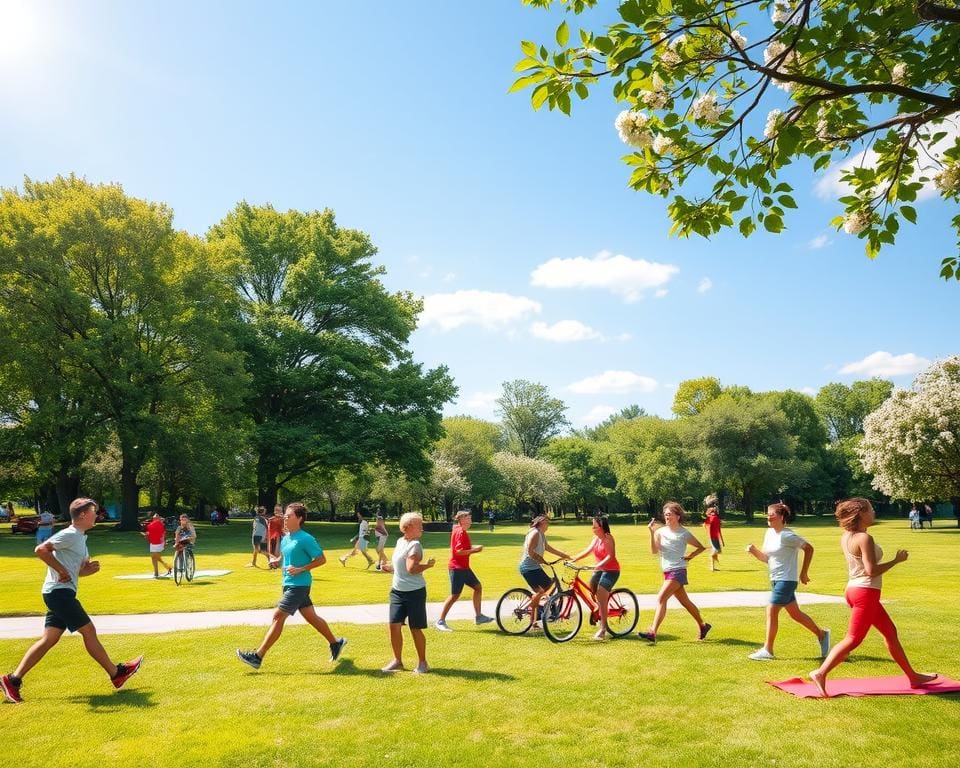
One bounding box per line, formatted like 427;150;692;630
860;356;960;503
540;436;618;515
208;202;456;508
491;451;567;517
427;454;472;520
815;379;894;441
575;404;647;440
433;416;503;511
672;377;723;417
514;1;960;280
495;379;569;457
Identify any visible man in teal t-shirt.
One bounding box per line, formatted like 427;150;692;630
235;502;347;670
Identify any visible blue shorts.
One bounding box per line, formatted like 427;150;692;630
520;567;552;591
664;568;688;586
449;568;480;594
589;570;620;592
277;586;313;615
770;580;798;606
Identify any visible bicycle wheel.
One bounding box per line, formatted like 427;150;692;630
542;591;582;643
495;588;534;635
605;587;640;637
185;550;196;582
173;551;184;586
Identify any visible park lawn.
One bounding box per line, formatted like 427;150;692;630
1;518;957;617
1;602;958;768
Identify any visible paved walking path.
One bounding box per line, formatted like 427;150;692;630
0;591;844;639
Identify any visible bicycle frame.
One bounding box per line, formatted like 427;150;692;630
558;563;631;624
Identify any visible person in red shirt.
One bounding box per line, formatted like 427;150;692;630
703;502;724;572
267;505;284;569
434;511;493;631
141;513;171;579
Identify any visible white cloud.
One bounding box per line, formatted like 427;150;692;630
419;290;541;331
577;405;618;427
568;370;659;395
697;277;713;294
441;272;457;283
808;234;830;250
460;391;499;411
654;288;669;299
530;320;602;343
839;351;931;377
530;250;679;302
614;332;633;342
815;118;960;202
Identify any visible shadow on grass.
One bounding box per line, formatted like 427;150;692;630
68;688;157;711
715;638;760;648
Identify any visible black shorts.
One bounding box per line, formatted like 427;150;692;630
43;589;91;632
253;535;267;551
520;567;552;591
276;586;313;615
389;587;427;629
449;568;480;594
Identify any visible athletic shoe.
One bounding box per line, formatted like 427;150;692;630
381;660;405;672
111;655;144;689
1;674;23;704
475;614;494;626
236;649;262;670
698;622;713;641
819;628;831;659
329;637;347;662
412;662;430;674
593;630;608;642
748;648;775;661
434;620;453;632
638;631;656;644
338;557;346;567
375;563;382;572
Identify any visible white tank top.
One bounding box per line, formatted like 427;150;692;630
842;532;883;590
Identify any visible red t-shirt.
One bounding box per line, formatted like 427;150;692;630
146;519;166;546
448;526;472;570
268;516;283;539
705;512;722;539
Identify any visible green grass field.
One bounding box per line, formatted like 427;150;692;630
2;517;958;767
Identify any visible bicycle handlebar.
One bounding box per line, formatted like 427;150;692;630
561;561;596;572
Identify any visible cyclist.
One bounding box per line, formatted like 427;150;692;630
173;514;197;559
568;515;620;641
518;515;570;631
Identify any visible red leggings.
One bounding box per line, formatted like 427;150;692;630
844;586;898;647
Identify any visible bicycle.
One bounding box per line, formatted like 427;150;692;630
541;562;639;643
495;561;563;636
172;542;196;585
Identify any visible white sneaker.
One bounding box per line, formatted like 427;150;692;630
434;620;453;632
748;648;775;661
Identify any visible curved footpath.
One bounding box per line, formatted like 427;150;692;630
0;591;844;639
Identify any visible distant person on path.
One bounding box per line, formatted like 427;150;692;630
380;512;435;673
236;502;347;671
142;512;171;578
702;502;724;571
0;501;12;521
1;498;143;704
488;509;495;531
249;506;269;567
36;509;56;544
638;502;711;644
923;503;934;529
568;515;621;641
434;510;494;631
908;504;920;530
340;510;374;569
373;514;389;571
267;505;284;568
808;497;937;698
518;516;571;631
745;502;830;661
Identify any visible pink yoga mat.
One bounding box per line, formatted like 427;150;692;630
770;675;959;698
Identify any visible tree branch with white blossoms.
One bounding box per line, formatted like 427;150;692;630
512;0;960;281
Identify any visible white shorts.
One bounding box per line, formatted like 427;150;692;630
357;538;369;552
375;534;388;548
149;543;165;553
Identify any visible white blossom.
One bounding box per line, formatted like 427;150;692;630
816;108;831;141
652;134;674;155
771;1;796;24
934;163;960;195
764;109;782;139
690;92;722;124
730;30;747;49
641;75;672;109
842;210;873;235
659;47;681;67
615;110;653;147
892;62;908;86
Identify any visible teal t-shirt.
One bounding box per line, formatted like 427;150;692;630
281;529;323;587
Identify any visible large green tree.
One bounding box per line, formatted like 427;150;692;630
815;378;893;441
208;203;456;508
514;0;960;280
540;436;619;515
496;379;570;457
433;416;503;513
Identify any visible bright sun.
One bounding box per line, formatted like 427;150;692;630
0;0;43;64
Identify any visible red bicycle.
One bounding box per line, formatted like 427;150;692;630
542;562;639;643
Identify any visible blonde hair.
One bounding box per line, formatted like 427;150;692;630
662;501;686;524
835;497;872;531
399;512;423;532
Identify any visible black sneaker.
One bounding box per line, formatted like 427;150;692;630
329;637;347;662
698;622;713;641
1;674;23;704
638;631;656;644
236;649;262;670
111;655;144;689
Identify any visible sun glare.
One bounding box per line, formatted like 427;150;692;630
0;0;43;64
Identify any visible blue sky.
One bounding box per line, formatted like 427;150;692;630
1;0;954;426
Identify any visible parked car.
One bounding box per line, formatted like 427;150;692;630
11;516;40;535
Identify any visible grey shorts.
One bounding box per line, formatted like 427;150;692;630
277;586;313;615
388;587;427;629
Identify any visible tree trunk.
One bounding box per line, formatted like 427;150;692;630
119;460;140;531
54;469;81;517
743;486;754;524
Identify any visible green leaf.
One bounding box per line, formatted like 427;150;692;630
531;84;550;111
763;214;784;233
813;155;831;171
508;73;546;93
739;217;755;237
773;182;791;193
556;20;569;47
521;41;537;58
574;82;589;100
901;205;917;224
778;195;798;209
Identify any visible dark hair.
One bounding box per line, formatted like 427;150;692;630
662;501;686;524
767;501;794;523
286;502;307;521
835;497;871;531
69;497;97;520
592;515;611;535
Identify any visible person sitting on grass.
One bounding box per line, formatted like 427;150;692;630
745;502;830;661
236;502;347;671
434;510;494;631
1;498;143;705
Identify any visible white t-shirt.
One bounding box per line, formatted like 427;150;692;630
41;525;88;594
38;511;55;531
391;537;426;591
358;519;370;538
657;527;694;571
519;528;546;571
762;527;807;582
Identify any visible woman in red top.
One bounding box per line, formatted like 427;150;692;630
570;516;620;641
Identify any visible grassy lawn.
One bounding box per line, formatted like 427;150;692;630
2;517;958;767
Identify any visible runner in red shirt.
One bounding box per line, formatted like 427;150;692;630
434;511;494;631
267;505;284;569
703;502;724;572
141;513;171;578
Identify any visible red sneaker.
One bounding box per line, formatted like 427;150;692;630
111;655;144;689
1;674;23;704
